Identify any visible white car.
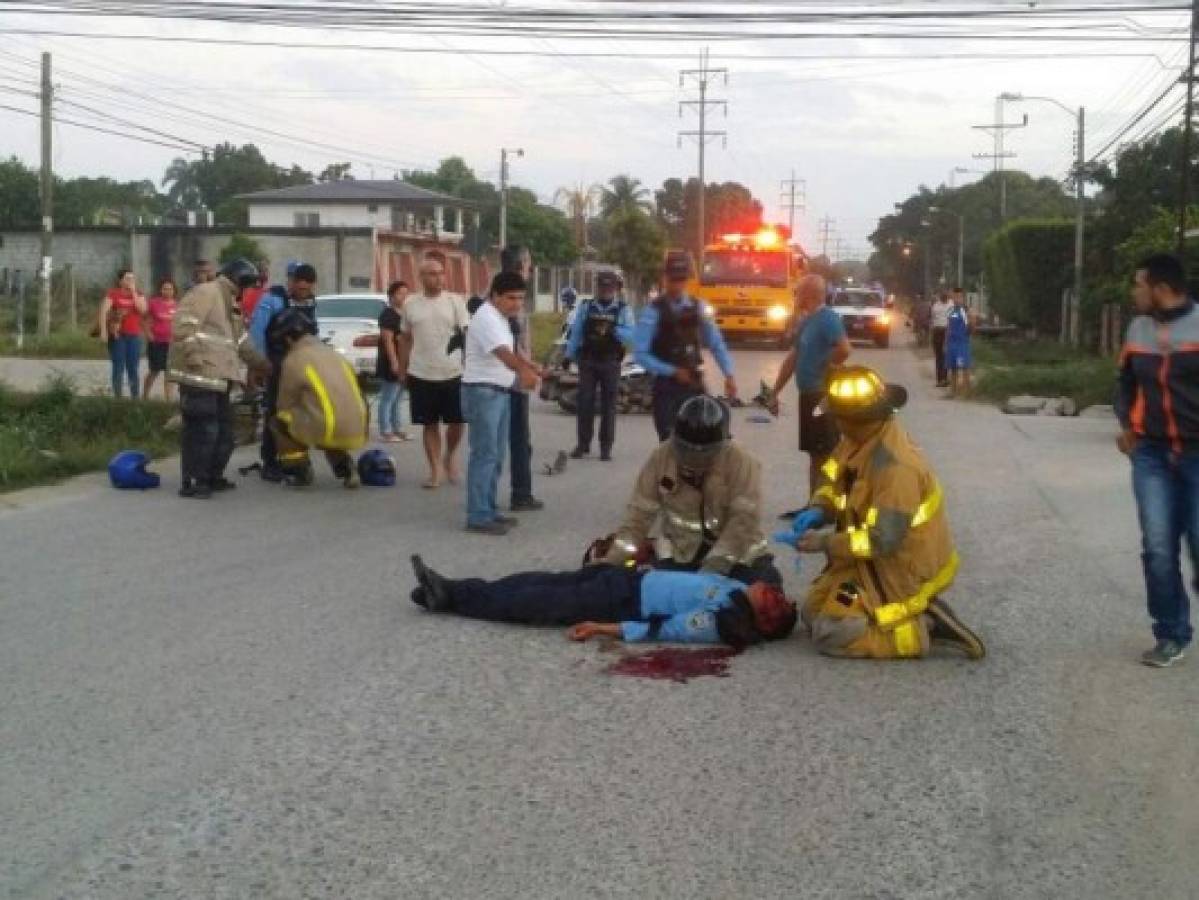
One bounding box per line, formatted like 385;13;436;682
315;293;388;378
829;287;892;348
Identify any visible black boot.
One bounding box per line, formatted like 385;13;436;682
926;598;986;660
179;479;212;499
410;555;452;612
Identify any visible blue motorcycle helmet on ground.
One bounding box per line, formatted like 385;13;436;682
357;449;397;487
108;450;161;490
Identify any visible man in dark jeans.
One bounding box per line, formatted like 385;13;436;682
1117;253;1199;668
500;244;544;511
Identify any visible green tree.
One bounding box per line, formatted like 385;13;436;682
600;175;652;220
162;144;314;225
653;177;764;247
603;208;666;296
554;182;602;250
982;218;1074;332
505;188;577;265
318;162;354;183
219;233;267;267
0;157;40;228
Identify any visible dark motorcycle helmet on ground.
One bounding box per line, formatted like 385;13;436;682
357;448;397;487
672;395;730;472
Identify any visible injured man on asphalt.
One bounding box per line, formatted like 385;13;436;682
408;555;797;648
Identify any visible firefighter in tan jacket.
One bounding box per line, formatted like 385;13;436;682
783;365;985;659
168;258;267;499
268;307;368;488
600;395;779;584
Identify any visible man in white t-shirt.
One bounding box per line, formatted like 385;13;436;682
929;293;952;388
462;271;543;535
398;257;472;489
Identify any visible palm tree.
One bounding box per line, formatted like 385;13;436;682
600;175;652;221
162;157;203;209
554;182;602;250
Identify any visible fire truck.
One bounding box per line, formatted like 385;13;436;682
680;227;806;342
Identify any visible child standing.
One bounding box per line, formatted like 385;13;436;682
143;278;178;401
944;286;973;397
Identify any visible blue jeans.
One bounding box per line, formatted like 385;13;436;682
463;383;510;527
1131;442;1199;644
378;380;406;434
109;335;141;398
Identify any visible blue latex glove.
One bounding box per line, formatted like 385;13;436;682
772;528;800;545
791;508;826;535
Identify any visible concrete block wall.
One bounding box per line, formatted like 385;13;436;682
0;230;132;292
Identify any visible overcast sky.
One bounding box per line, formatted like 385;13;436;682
0;4;1189;258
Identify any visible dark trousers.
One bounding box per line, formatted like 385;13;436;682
180;385;233;487
651;376;703;442
655;554;783;587
448;566;642;625
260;367;282;470
509;390;533;501
932;327;948;385
577;358;621;452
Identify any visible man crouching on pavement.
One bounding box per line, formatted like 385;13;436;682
408;555;797;648
781;365;985;660
268;306;369;487
597;394;780;585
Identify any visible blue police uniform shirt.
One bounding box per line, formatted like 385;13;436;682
632;296;736;379
619;570;744;643
794;306;847;392
565;298;635;361
248;287;289;357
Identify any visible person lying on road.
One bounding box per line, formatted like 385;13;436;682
408;555;797;648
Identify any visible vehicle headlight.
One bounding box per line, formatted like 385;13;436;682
702;303;716;317
877;312;891;326
767;304;789;322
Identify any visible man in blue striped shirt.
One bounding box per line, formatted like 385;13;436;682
409;555;796;647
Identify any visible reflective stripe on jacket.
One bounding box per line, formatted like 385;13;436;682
276;335;369;451
807;417;958;641
167;277;257;391
1117;301;1199;453
604;440;768;570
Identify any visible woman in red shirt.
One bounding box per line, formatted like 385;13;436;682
98;269;148;398
142;277;178;401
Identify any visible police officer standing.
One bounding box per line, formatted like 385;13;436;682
247;262;319;481
566;270;634;461
634;254;737;441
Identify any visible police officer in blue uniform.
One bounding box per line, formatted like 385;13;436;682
634;254;737;441
408;554;797;648
247;262;319;481
566;269;634;460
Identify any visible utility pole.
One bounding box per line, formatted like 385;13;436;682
1073;107;1086;345
1179;0;1198;259
818;216;835;259
679;48;727;261
779;170;806;239
498;146;523;249
38;52;52;337
973;96;1026;222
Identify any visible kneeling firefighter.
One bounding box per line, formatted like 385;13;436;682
268;307;369;487
783;366;985;659
598;395;779;584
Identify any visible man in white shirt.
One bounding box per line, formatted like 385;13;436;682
929;292;952;387
462;271;543;535
398;257;472;489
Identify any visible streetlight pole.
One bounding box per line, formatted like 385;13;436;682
1001;92;1085;345
499;146;524;248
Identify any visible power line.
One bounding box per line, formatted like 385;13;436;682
0;102;199;151
678;48;727;258
1087;77;1182;160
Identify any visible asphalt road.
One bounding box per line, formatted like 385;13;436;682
2;337;1198;899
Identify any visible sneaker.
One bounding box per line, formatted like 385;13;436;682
511;496;545;512
926;598;986;660
410;586;429;609
342;469;361;489
211;477;237;492
600;449;612;462
494;515;520;527
1142;639;1186;668
410;555;453;611
465;521;511;536
569;447;589;459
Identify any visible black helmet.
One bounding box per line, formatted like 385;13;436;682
267;306;315;349
219;257;260;289
672;395;730;470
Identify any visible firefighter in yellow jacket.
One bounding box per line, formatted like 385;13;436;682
268;307;369;488
784;366;985;659
599;395;779;585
